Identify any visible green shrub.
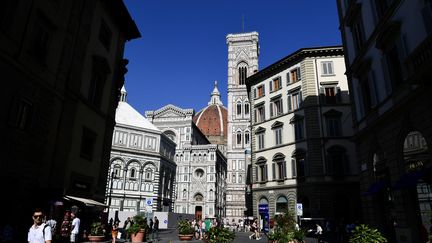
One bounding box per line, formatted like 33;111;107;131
206;226;235;243
127;214;147;235
177;219;194;235
349;224;388;243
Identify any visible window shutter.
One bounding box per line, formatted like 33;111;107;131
254;109;257;123
264;165;268;181
329;62;333;74
297;67;301;80
270;102;274;117
272;163;276;180
282;161;287;178
291;159;296;178
254;88;257;99
287;72;291;84
262;85;266;95
299;91;303;107
287;95;292;112
322;62;327;75
255;166;259;182
269;81;273;92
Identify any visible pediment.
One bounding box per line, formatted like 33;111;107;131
146;104;194;118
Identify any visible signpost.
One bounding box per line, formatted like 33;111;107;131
296;203;303;216
146;198;153;213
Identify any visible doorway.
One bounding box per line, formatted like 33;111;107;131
195;206;202;220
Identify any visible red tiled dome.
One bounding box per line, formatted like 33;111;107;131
194;104;228;139
193;81;228;144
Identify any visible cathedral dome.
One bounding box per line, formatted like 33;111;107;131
193;81;228;144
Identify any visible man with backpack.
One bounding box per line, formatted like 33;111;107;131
28;208;52;243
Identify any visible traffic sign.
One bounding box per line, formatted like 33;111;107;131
146;198;153;206
296;203;303;216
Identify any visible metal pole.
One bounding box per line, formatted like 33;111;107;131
107;171;114;214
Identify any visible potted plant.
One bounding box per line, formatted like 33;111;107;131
128;214;148;243
273;210;305;243
206;226;235;243
88;222;105;242
349;224;387;243
267;230;280;243
177;219;195;241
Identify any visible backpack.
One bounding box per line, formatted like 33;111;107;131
42;224;50;239
60;220;71;237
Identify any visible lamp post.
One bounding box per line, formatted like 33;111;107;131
107;171;114;214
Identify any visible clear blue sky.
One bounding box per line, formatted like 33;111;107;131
123;0;342;113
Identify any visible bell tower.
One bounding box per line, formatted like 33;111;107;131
225;32;259;222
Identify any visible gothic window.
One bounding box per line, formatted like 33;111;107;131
238;66;248;85
236;131;242;146
232;174;236;183
244;131;250;145
239;174;243;183
244;103;250;116
236;102;242;116
129;168;136;179
209;189;214;200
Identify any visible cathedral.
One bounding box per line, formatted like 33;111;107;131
107;32;259;222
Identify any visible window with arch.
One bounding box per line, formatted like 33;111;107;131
244;131;250;145
183;189;187;199
272;153;286;180
258;197;269;207
195;168;205;178
129;168;137;179
276;196;288;214
113;164;121;178
256;157;268;182
238;65;248;85
244;103;250;117
239;174;243;183
145;168;153;181
236;102;242;116
292;150;306;178
236;131;242;146
209;189;214;200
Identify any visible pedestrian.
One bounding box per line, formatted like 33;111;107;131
46;216;57;239
123;217;132;240
153;216;159;241
111;222;119;243
28;208;52;243
70;212;80;243
149;219;153;239
60;211;72;243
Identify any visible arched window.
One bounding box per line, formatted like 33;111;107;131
236;102;242;116
145;168;153;181
195;168;204;178
183;189;187;199
259;197;269;206
209;189;214;200
236;131;242;146
113;165;121;178
244;131;250;145
244;102;250;116
238;66;248;85
164;130;176;142
130;168;136;179
276;196;288;214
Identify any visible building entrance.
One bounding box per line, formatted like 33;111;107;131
195;206;202;220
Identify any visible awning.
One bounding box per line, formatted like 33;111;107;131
362;180;388;196
393;169;426;190
64;195;107;207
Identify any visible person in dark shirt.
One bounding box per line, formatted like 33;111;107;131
153;217;159;240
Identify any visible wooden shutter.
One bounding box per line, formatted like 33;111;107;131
270;102;274;117
297;67;301;80
272;163;276;181
264;164;268;181
269;80;273;92
282;161;287;179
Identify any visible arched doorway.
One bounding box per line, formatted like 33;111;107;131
396;131;431;239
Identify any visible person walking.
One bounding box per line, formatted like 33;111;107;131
111;222;119;243
153;216;159;241
70;212;80;243
59;211;71;243
149;219;153;239
28;208;52;243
